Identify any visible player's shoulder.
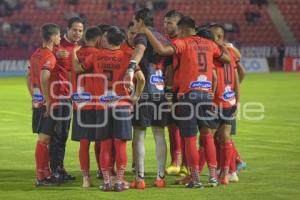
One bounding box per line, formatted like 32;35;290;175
79;46;98;54
32;47;55;60
227;43;241;59
134;33;147;41
120;41;133;51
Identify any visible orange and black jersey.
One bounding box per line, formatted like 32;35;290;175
214;47;239;108
29;47;57;107
172;35;223;95
71;46;98;110
83;48;131;110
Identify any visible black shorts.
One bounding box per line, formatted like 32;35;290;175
132;94;171;128
32;106;56;136
95;106;132;141
52;100;72;135
71;109;97;141
165;91;179;126
216;107;236;127
176;91;218;137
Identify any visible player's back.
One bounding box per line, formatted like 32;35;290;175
71;46;98;110
120;41;134;64
214;47;238;108
174;35;222;95
72;46;98;94
85;48;128;97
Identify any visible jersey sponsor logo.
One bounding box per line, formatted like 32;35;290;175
32;88;44;103
222;86;236;105
150;69;165;91
32;94;44;102
99;91;121;103
71;92;92;102
189;75;212;90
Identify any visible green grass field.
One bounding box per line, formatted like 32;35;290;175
0;73;300;200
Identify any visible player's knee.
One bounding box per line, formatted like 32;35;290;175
38;134;50;144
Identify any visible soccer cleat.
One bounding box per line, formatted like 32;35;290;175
114;182;126;192
130;180;146;189
219;175;229;185
35;177;60;187
185;181;204;189
121;179;130;189
229;172;239;182
99;183;113;192
236;161;247;175
96;170;103;179
175;175;192;185
165;164;180;175
178;165;189;177
53;168;76;181
154;179;167;188
208;177;219;187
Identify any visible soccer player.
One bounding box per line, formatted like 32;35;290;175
70;26;102;188
163;10;188;176
134;16;231;188
72;26;145;192
50;17;84;181
120;21;139;174
125;8;170;189
27;23;61;186
209;23;240;185
226;43;247;179
95;24;113;179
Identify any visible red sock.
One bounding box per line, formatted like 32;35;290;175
230;144;237;173
35;141;48;181
94;141;101;171
114;139;127;183
201;133;217;178
181;136;187;166
111;146;116;175
168;124;181;166
214;137;221;169
199;136;206;174
232;142;242;164
100;139;114;184
79;139;90;177
184;136;199;182
220;141;233;174
42;144;52;178
198;147;206;174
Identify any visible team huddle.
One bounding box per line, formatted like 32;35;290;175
27;8;247;191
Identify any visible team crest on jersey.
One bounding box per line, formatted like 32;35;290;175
190;75;212;90
222;86;236;105
99;91;121;104
150;69;165;91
